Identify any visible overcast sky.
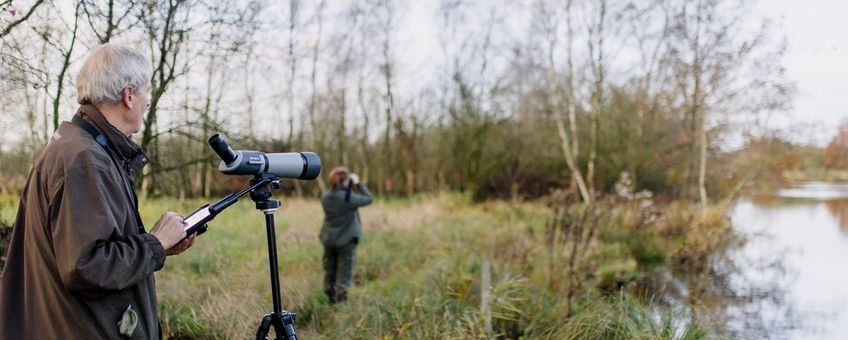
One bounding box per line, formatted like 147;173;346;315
765;0;848;145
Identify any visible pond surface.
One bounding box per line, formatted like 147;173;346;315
731;182;848;339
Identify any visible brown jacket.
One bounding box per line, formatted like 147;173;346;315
0;105;165;339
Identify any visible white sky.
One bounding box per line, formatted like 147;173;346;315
765;0;848;145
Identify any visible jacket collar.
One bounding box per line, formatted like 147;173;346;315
76;104;149;177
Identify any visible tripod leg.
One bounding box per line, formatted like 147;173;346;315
255;314;273;340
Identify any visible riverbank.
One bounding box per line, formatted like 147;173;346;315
784;169;848;184
0;193;744;338
148;193;742;339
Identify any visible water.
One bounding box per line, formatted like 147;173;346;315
731;182;848;339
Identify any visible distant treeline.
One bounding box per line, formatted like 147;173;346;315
0;0;798;202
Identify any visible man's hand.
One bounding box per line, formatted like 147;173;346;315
150;212;187;251
165;234;196;256
349;173;360;185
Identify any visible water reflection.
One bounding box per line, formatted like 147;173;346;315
624;203;794;339
727;202;798;339
748;195;848;237
730;182;848;339
825;199;848;234
619;182;848;338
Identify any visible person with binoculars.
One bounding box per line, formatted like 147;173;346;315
319;167;373;304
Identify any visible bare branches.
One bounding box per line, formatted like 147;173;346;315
50;2;81;132
80;0;140;43
0;0;45;38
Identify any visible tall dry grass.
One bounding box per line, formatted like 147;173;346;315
0;192;731;339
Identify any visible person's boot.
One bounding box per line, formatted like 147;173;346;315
325;289;336;304
335;290;347;304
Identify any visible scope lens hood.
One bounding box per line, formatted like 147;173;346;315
299;152;321;180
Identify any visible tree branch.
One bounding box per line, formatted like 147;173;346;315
0;0;46;38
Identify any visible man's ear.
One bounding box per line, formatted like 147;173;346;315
122;87;134;109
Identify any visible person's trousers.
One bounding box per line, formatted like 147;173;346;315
323;240;357;303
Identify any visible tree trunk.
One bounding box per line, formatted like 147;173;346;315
587;0;606;198
381;0;395;194
544;2;592;205
698;114;708;210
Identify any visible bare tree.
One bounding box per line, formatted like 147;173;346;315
286;0;303;196
306;0;326;192
377;0;396;193
138;0;192;195
166;0;262;197
31;2;82;133
354;7;373;187
536;0;592;205
664;0;777;210
285;0;300;148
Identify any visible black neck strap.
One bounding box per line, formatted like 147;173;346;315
71;115;110;151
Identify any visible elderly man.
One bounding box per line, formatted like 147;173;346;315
0;44;194;339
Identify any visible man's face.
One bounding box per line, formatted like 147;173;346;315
126;82;151;134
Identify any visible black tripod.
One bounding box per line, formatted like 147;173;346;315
249;173;298;340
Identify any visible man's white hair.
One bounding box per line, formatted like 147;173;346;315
76;44;152;105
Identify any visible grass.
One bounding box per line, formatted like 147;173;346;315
0;192;726;339
0;195;17;225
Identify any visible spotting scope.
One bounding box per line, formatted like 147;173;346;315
208;134;321;180
181;134;321;235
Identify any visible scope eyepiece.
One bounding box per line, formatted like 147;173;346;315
208;134;238;164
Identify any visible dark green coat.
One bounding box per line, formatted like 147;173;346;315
319;184;373;248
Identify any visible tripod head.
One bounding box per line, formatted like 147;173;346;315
251;174;283;213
